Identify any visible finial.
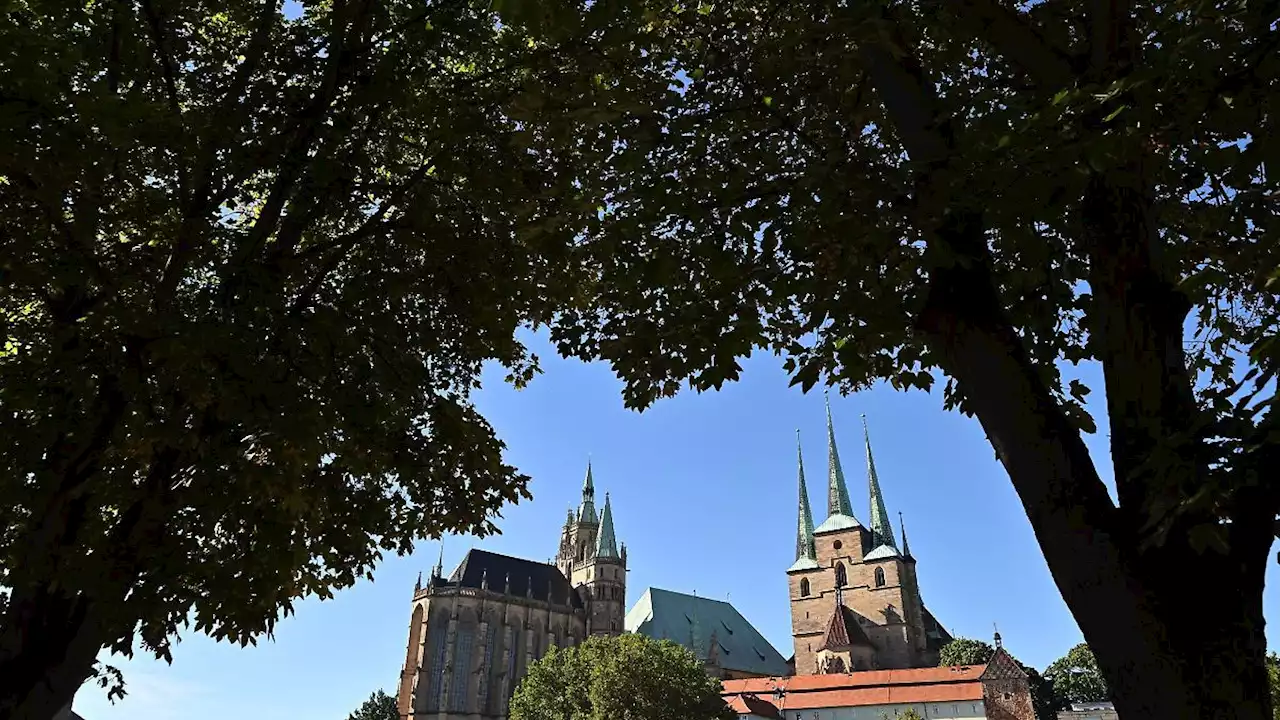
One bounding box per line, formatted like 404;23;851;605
415;571;422;593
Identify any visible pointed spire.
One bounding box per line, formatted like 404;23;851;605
431;545;444;580
825;392;855;518
415;571;422;593
578;460;598;524
594;492;619;559
863;414;897;549
899;512;912;558
794;430;816;563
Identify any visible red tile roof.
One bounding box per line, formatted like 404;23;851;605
726;693;784;718
722;665;988;711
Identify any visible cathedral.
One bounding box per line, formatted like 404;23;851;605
786;396;952;675
395;396;973;720
395;463;626;720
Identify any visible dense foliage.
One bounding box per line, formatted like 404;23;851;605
0;1;613;717
345;690;398;720
509;634;735;720
1042;643;1111;706
538;1;1278;717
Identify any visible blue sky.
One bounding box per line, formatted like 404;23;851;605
75;331;1280;720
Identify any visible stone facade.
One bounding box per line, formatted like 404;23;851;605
788;398;951;675
396;464;625;720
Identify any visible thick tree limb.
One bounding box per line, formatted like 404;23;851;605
950;0;1077;89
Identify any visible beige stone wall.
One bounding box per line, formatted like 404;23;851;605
983;678;1036;720
790;525;934;673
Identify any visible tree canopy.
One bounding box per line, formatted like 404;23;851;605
539;0;1279;717
345;690;398;720
0;1;614;718
509;634;735;720
1044;643;1112;706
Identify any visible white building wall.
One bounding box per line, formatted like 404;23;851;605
759;699;987;720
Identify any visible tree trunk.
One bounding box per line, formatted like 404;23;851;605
915;207;1274;720
0;584;103;720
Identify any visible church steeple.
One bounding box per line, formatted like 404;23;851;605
825;392;855;518
594;493;619;559
579;460;598;524
790;430;819;572
863;415;897;549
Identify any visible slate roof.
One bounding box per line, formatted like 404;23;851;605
863;544;902;561
445;549;584;609
625;588;791;677
820;605;875;650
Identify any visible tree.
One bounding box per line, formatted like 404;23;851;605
1268;652;1280;720
938;638;995;667
0;2;612;718
509;634;735;720
346;690;397;720
1044;643;1111;707
541;1;1279;717
936;638;1056;720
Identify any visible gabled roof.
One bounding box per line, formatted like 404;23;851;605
446;549;584;608
820;605;875;650
625;588;790;677
722;666;988;710
979;646;1027;681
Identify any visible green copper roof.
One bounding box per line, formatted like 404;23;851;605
863;415;897;550
793;430;817;566
578;461;598;524
625;588;790;677
594;492;619;559
825;393;856;519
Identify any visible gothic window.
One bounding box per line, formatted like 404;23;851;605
800;578;811;597
479;625;497;713
426;618;448;712
450;626;475;712
835;562;847;588
874;567;886;587
507;627;522;698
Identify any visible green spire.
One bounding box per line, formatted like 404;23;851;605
578;460;598;524
899;512;912;558
594;492;619;559
863;414;897;549
794;430;816;562
825;392;855;517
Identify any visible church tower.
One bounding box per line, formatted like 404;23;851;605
787;396;941;675
555;462;627;635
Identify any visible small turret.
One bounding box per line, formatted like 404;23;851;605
578;461;598;524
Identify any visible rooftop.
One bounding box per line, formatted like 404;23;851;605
625;587;791;677
722;665;989;710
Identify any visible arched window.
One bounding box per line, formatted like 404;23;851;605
800;578;811;597
874;567;886;587
835;562;847;588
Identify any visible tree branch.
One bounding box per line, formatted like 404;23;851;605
950;0;1078;89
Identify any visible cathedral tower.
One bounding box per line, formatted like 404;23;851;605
787;397;947;675
555;462;628;635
